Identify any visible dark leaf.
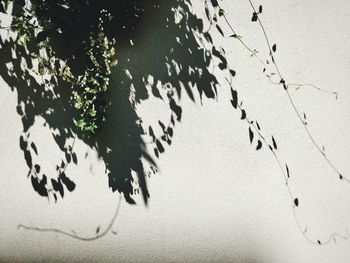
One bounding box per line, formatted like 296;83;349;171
204;32;213;44
24;149;32;168
249;127;254;144
251;12;258;22
31;176;48;197
272;136;277;150
286;164;290;178
154;148;159;158
241;109;246;120
156;140;164;153
216;25;224;37
205;7;210;20
96;226;100;234
31;142;38;155
256;140;262;150
230;88;238;109
210;0;219;7
72;153;77;164
229;69;236;77
158;120;165;131
170;99;182;121
256;122;261;130
294;198;299;207
60;172;76;192
212;47;227;69
34;164;40;173
149;126;156;141
152;85;162;99
259;5;263;13
51;178;64;197
19;135;27;150
167;127;173;137
272;44;277;52
65;152;71;163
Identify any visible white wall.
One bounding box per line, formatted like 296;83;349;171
1;0;350;262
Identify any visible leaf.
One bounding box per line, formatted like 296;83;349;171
158;120;165;131
272;44;277;52
169;99;182;121
219;8;225;17
230;88;238;109
60;172;76;192
230;34;242;40
241;109;246;120
272;136;277;150
210;0;219;7
72;153;77;164
229;70;236;77
96;226;100;234
76;119;86;129
19;135;27;150
294;198;299;207
167;127;173;137
149;126;155;141
154;148;159;158
31;142;38;155
256;140;262;150
251;12;258;22
156;140;164;153
65;152;71;163
51;178;64;197
249;127;254;144
34;164;40;173
205;7;210;20
256;122;261;130
286;164;290;178
216;25;224;37
259;5;263;13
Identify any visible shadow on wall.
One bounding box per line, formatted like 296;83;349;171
0;0;219;204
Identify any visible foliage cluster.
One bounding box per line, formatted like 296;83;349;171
0;0;118;133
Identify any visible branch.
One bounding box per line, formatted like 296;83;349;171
18;195;122;241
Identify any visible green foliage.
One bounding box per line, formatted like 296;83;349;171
0;0;118;134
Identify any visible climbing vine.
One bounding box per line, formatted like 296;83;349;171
0;0;349;245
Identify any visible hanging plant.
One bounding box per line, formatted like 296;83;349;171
0;0;138;134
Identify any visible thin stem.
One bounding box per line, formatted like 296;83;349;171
18;195;122;241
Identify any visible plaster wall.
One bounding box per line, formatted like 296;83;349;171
1;1;350;262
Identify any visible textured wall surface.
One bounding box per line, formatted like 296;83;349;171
1;0;350;262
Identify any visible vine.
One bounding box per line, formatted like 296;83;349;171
1;0;349;245
203;0;349;244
